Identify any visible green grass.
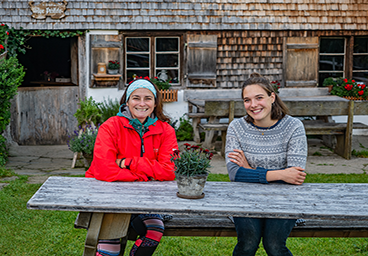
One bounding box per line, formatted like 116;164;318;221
1;173;368;255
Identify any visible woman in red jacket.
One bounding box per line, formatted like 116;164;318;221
86;78;178;256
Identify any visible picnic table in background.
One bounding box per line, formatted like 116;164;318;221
188;96;368;159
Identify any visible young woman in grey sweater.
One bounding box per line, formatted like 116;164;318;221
226;72;308;256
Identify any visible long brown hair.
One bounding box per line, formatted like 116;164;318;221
120;79;171;122
241;72;288;123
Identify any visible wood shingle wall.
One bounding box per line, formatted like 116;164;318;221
2;0;368;31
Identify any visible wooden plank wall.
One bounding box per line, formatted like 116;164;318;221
216;30;368;89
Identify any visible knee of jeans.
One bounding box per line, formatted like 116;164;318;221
263;239;288;256
235;237;260;255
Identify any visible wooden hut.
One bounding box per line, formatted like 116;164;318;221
2;0;368;144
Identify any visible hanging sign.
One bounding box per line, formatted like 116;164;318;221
29;1;68;20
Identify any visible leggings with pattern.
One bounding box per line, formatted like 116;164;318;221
96;214;164;256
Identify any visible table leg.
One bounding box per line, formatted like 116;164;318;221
192;117;201;143
83;213;131;256
203;116;218;149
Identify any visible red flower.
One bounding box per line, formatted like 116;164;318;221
358;90;364;96
344;84;353;91
6;31;9;35
144;76;150;80
1;24;4;26
209;153;214;160
352;80;355;83
0;44;4;50
191;145;200;149
360;84;366;89
154;76;158;79
343;79;348;83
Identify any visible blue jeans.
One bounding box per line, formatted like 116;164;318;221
233;217;296;256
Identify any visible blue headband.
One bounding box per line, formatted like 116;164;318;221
126;79;157;101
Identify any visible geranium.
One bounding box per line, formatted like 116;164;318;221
0;23;9;55
107;60;120;70
271;80;281;93
171;143;213;176
323;77;368;100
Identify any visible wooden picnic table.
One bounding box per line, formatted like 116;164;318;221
27;177;368;255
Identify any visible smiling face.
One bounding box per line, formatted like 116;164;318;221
126;88;156;123
242;84;275;127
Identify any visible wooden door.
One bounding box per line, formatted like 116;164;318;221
283;37;319;87
186;34;217;88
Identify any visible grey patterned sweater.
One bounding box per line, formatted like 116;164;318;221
225;115;307;183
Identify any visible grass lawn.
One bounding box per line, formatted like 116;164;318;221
1;172;368;255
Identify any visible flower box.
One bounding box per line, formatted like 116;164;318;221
160;89;178;102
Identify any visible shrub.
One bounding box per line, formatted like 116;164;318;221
74;97;102;127
99;98;121;123
175;115;193;141
0;135;8;166
0;56;25;134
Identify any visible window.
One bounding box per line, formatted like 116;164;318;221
353;37;368;81
125;36;180;85
319;38;346;85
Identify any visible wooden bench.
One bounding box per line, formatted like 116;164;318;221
75;213;368;255
191;97;368;159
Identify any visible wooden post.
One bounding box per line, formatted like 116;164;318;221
334;100;354;159
344;100;354;159
83;213;131;256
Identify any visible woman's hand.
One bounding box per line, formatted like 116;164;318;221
116;158;126;169
228;149;252;169
267;167;306;185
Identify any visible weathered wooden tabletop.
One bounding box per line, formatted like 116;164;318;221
27;176;368;221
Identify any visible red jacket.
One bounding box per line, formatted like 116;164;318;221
85;116;178;182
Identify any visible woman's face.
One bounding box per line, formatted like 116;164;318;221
242;84;275;126
126;88;156;123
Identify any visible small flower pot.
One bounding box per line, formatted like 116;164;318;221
175;173;208;199
107;69;119;75
82;152;93;167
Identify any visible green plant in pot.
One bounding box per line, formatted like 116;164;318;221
70;97;102;167
171;143;213;199
68;125;98;166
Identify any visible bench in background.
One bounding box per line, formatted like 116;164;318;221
190;97;368;159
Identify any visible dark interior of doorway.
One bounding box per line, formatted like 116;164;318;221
17;37;76;87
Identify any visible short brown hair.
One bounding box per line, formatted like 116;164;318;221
120;79;171;122
241;72;288;123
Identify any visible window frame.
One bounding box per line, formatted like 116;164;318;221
319;37;347;77
352;36;368;81
122;32;183;87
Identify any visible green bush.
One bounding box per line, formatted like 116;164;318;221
0;56;25;166
99;98;121;123
0;56;25;134
0;135;8;166
175;115;194;141
74;96;102;127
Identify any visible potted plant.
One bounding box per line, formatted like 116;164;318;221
107;60;120;74
70;97;102;167
323;77;368;100
68;125;98;167
171;143;213;199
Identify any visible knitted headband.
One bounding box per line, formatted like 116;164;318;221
126;79;157;101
